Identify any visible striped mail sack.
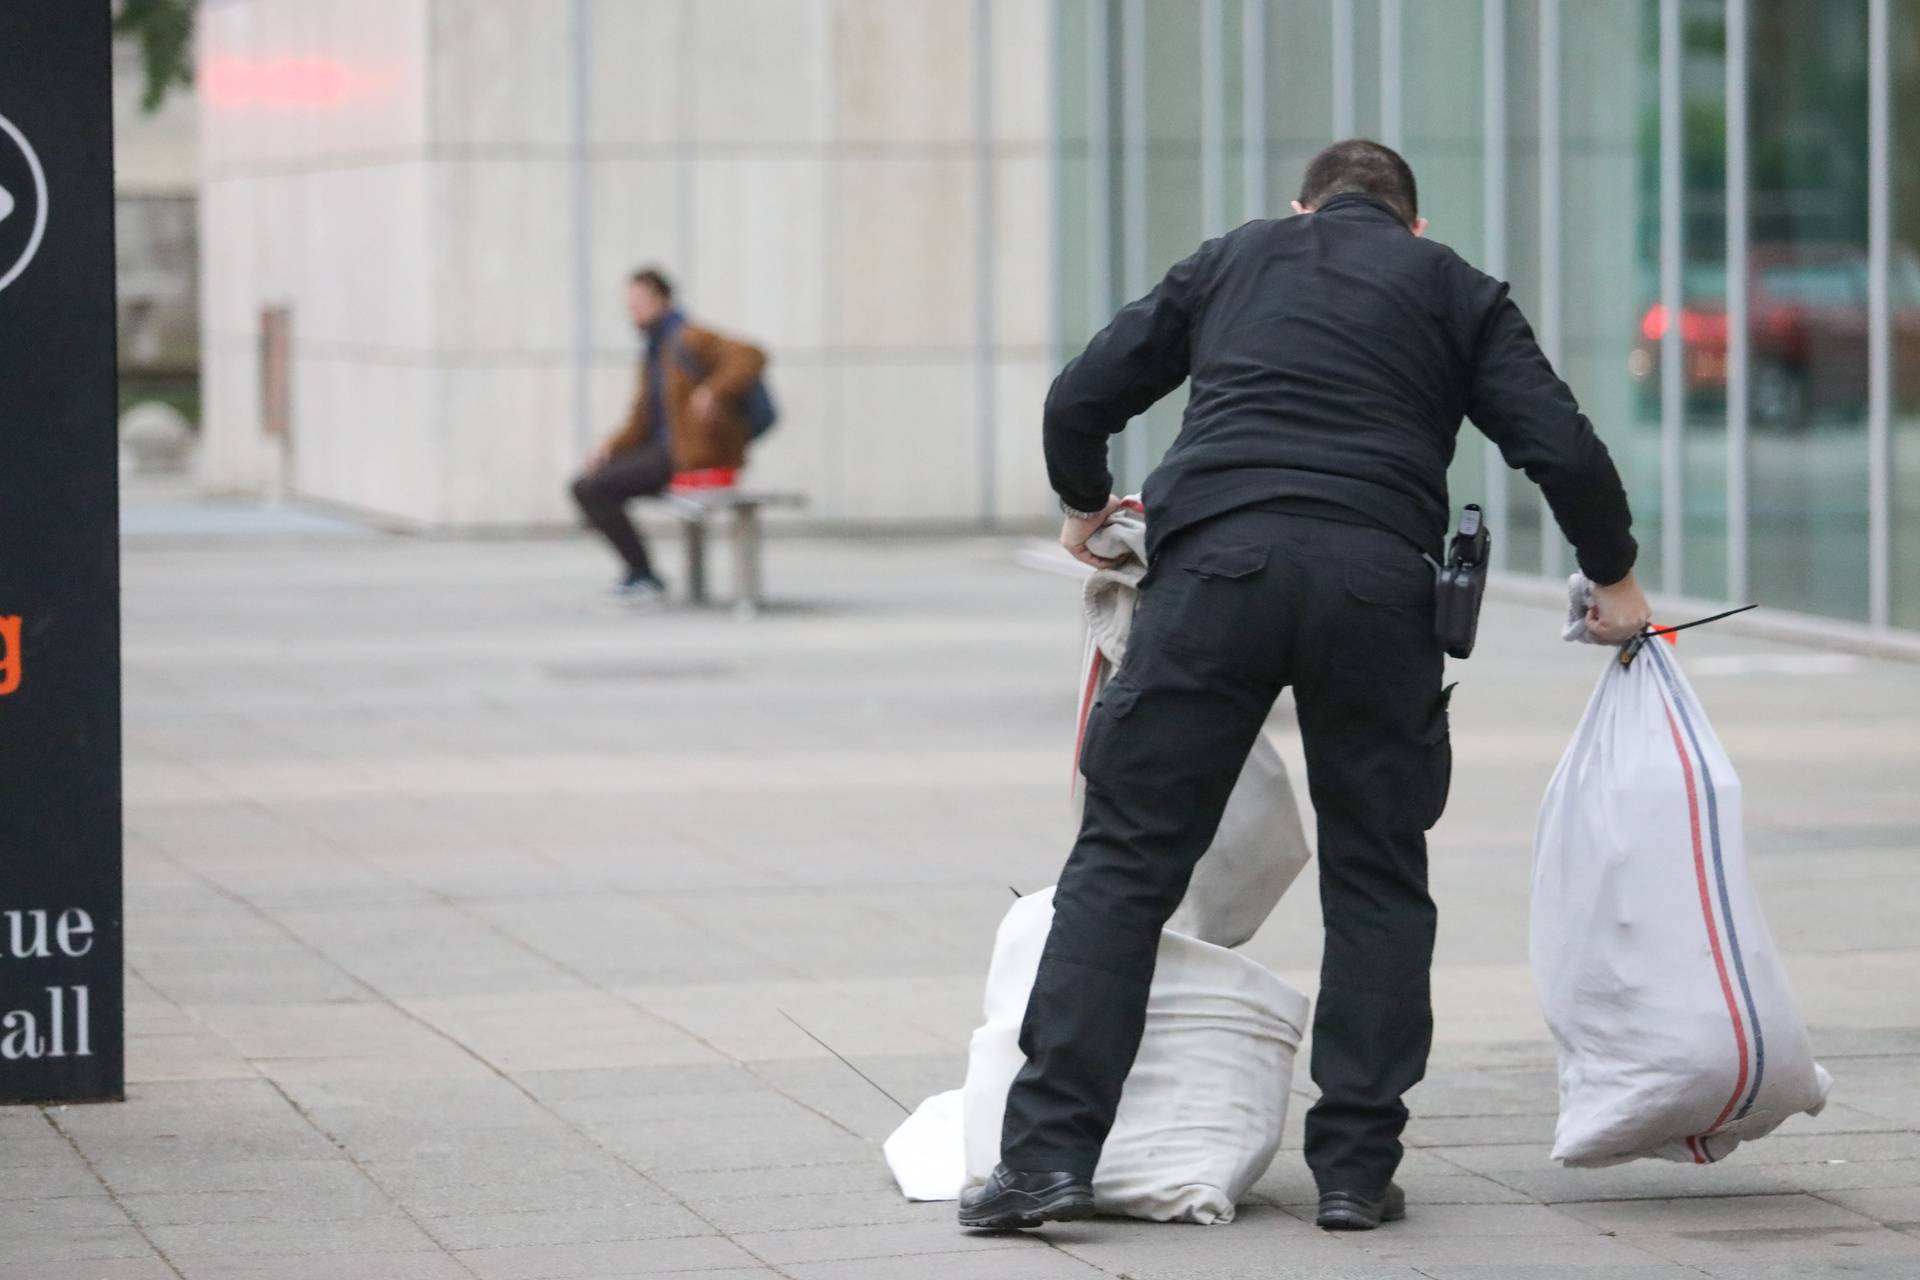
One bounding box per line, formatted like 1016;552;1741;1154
1530;639;1831;1166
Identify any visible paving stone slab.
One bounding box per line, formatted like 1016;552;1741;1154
143;1214;440;1259
0;1222;156;1265
1110;1265;1438;1280
1628;1223;1920;1269
648;1161;898;1204
172;1251;476;1280
689;1189;953;1235
116;1184;403;1228
732;1219;1037;1266
1058;1236;1416;1279
1755;1156;1920;1193
782;1245;1108;1279
0;1260;178;1280
1046;1208;1360;1275
354;1147;641;1194
401;990;728;1074
0;1194;129;1235
1809;1185;1920;1228
1350;1232;1675;1268
513;1063;770;1106
600;1118;876;1176
1408;1268;1709;1280
451;1233;758;1279
1482;1161;1805;1203
1682;1266;1920;1280
418;1203;715;1251
1552;1192;1881;1234
86;1156;365;1198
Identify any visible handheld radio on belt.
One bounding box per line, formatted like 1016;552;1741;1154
1431;504;1490;659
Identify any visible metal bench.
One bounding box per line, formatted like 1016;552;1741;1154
652;489;805;616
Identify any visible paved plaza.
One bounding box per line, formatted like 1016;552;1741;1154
5;495;1920;1279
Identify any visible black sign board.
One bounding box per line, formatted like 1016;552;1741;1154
0;2;124;1102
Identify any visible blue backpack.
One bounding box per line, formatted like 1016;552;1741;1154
675;334;779;441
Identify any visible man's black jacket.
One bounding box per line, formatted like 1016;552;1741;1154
1044;193;1638;584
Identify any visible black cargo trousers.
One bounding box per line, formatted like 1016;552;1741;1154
1002;507;1452;1198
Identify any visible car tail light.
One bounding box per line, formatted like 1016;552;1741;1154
1640;304;1726;345
1686;310;1727;344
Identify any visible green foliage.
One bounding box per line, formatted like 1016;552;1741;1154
114;0;196;114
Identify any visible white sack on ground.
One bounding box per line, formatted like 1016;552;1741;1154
967;890;1308;1222
1532;638;1831;1166
883;1089;966;1202
1075;502;1311;949
882;891;1310;1220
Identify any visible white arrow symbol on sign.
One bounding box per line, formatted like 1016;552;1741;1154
0;184;13;223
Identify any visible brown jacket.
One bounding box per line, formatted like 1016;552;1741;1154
607;323;768;471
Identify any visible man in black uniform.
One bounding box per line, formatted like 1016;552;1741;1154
959;141;1651;1233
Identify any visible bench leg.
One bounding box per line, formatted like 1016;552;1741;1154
684;520;709;605
732;505;763;618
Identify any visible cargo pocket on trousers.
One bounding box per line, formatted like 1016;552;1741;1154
1419;688;1453;830
1078;680;1141;783
1183;542;1271;581
1344;556;1436;610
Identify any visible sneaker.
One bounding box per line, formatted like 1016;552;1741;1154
611;574;668;606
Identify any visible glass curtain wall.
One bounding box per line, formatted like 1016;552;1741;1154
1261;1;1335;218
1747;0;1872;621
1402;0;1488;517
1052;0;1114;372
1681;1;1731;603
1050;0;1909;635
1899;0;1920;629
1496;0;1548;573
1135;1;1206;474
1559;0;1663;586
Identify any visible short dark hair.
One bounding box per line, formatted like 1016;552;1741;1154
629;266;674;299
1297;139;1418;225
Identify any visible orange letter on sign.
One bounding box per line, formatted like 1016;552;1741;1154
0;616;19;695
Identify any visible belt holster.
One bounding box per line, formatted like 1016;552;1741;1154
1430;504;1490;660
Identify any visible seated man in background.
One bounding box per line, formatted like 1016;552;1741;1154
571;266;767;603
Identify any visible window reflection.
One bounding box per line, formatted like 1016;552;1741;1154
1048;0;1910;629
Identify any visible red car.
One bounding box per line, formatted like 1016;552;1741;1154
1630;244;1920;426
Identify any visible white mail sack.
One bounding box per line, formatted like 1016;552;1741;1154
1532;639;1831;1166
963;889;1308;1223
884;889;1309;1222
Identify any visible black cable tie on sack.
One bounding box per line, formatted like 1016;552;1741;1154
1620;604;1759;667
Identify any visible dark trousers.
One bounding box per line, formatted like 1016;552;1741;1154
1001;508;1451;1197
570;443;673;580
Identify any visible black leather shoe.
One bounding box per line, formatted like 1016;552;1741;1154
1315;1181;1406;1231
957;1164;1096;1230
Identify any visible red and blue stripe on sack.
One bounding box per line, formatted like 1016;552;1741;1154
1646;641;1766;1163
